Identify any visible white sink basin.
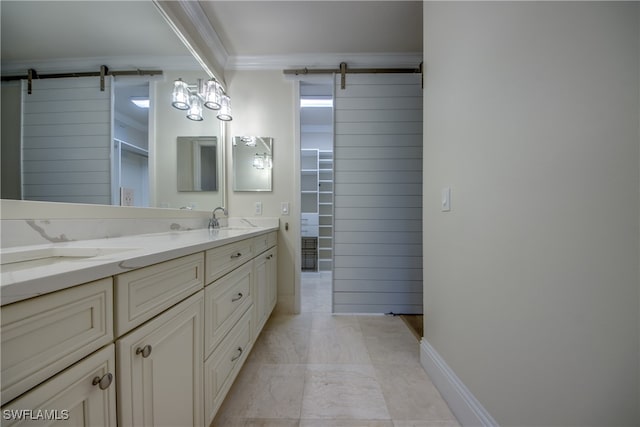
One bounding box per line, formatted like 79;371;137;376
1;247;137;272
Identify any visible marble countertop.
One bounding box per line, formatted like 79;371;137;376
0;225;278;306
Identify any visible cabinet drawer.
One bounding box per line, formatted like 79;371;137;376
115;253;204;337
205;240;253;284
1;344;117;426
204;307;253;425
253;231;278;255
1;278;113;405
205;262;253;358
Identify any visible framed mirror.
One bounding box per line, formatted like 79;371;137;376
233;136;273;192
177;136;219;192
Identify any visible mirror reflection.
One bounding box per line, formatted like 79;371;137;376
233;137;273;192
0;0;226;210
177;136;218;192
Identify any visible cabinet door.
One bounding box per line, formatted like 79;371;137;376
254;255;269;336
1;344;116;427
117;292;203;427
254;247;277;336
266;247;278;314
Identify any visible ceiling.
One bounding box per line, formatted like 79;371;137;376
0;0;196;72
1;0;422;129
200;1;423;56
1;0;423;73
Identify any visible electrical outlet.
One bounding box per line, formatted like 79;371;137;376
120;187;135;206
255;201;263;216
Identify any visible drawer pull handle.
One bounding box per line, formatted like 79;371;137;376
231;347;243;362
231;292;243;302
266;254;273;260
92;373;113;390
136;345;152;358
230;252;242;259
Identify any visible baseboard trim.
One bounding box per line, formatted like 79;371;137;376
420;338;499;427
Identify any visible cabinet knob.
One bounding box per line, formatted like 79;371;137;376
92;373;113;390
231;292;243;302
230;252;242;259
231;346;243;362
136;345;152;358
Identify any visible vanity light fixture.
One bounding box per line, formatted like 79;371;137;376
252;153;272;170
217;95;232;121
186;94;204;121
241;136;256;146
253;153;265;169
171;78;232;121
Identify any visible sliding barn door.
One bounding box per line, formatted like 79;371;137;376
21;76;112;204
333;73;423;314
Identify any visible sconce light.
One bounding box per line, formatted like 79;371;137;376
241;136;256;146
217;95;232;122
252;153;272;170
171;78;232;121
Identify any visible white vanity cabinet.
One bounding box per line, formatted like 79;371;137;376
116;291;204;427
1;345;117;427
0;228;277;427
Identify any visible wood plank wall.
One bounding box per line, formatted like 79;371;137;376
21;77;112;204
333;73;423;314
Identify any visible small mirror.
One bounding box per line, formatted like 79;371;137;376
233;136;273;192
177;136;219;192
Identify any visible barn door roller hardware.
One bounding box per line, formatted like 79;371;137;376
283;61;423;89
2;66;163;94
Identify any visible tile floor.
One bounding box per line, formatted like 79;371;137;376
212;272;460;427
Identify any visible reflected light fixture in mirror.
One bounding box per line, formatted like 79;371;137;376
187;94;204;121
171;78;232;121
217;95;232;121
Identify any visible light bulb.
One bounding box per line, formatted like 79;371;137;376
171;79;190;110
186;94;203;121
203;79;221;110
217;95;232;121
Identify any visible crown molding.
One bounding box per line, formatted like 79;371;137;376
1;55;200;76
226;52;423;71
175;0;229;72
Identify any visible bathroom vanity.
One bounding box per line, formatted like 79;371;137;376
0;225;278;426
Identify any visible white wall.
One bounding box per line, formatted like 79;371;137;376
225;70;297;313
423;2;639;426
152;70;225;210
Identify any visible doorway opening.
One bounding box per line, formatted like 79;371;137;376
299;81;334;313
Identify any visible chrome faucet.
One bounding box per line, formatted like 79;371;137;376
209;207;227;230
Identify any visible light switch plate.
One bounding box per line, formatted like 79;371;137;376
281;202;290;216
441;187;451;212
255;201;263;216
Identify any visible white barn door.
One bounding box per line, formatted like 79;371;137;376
21;76;112;204
333;73;423;314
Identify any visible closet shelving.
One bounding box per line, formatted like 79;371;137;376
301;149;319;271
317;150;333;271
300;149;334;271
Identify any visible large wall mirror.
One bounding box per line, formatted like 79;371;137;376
233;136;273;192
0;1;226;211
